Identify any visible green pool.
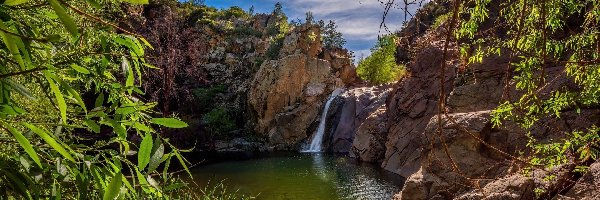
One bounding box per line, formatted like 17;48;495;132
188;153;404;200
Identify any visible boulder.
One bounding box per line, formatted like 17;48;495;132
350;106;389;162
322;48;360;85
393;111;528;200
279;24;321;58
555;161;600;200
455;173;535;200
325;85;392;154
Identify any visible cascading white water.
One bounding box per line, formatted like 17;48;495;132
302;88;344;152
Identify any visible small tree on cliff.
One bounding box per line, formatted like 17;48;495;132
356;35;405;84
305;11;315;24
322;20;346;48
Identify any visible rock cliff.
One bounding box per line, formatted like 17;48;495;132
125;3;357;150
247;24;356;150
376;1;600;199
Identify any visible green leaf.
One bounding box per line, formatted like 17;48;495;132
103;170;122;200
174;150;191;177
1;122;42;168
120;0;148;5
43;71;67;124
22;122;75;162
48;0;79;39
70;64;90;74
122;57;134;87
139;37;154;50
3;0;28;6
0;169;32;200
146;139;164;173
46;72;87;112
105;119;126;139
84;120;100;133
137;133;153;170
1;105;26;115
0;21;25;69
150;118;188;128
135;169;154;193
4;79;36;100
133;122;152;132
94;92;104;108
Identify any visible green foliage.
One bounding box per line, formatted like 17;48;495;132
431;12;451;29
0;0;195;199
193;85;226;112
356;35;405;84
457;0;600;177
203;107;236;139
222;6;249;19
266;2;289;37
322;20;346;49
266;37;284;60
232;26;263;38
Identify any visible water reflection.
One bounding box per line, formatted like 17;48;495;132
307;153;403;200
190;153;404;200
311;153;330;181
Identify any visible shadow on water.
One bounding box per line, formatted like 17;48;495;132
187;152;405;200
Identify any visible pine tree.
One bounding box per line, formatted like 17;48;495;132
305;11;315;24
322;20;346;48
249;5;255;16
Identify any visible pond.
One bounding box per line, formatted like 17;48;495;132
188;153;405;200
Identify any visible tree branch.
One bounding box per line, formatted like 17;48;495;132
0;67;47;78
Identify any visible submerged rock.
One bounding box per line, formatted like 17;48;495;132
214;138;268;152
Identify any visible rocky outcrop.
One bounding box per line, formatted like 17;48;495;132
382;40;458;177
384;18;600;200
322;48;360;85
556;161;600;200
324;85;392;161
454;172;536;200
247;24;355;150
248;54;334;149
350;106;388;162
279;24;322;58
393;111;528;199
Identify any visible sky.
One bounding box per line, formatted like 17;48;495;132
203;0;426;59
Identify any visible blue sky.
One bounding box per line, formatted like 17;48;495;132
203;0;425;58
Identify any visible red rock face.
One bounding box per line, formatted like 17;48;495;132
382;43;458;177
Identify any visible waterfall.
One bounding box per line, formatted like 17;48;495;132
302;88;344;152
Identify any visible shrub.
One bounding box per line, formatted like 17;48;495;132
222;6;249;19
431;12;451;29
193;85;227;112
356;35;406;84
203;107;236;139
232;26;263;37
266;37;284;60
0;0;192;198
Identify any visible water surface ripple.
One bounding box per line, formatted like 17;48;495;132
189;153;404;200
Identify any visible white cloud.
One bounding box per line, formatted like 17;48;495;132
241;0;428;53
